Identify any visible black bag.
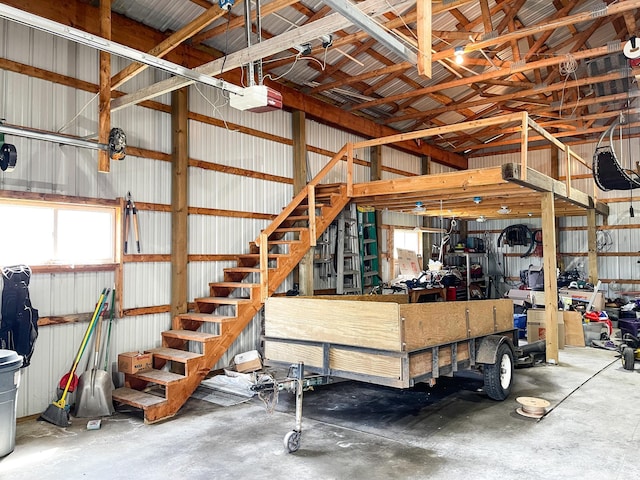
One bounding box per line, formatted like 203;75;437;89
1;266;39;367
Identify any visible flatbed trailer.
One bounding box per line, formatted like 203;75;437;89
262;295;519;452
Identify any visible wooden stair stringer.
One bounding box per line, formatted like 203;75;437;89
126;184;351;423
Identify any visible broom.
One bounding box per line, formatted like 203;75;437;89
41;288;109;427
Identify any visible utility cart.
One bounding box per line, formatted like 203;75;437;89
261;295;518;452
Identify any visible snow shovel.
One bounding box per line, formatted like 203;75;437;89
74;296;115;418
41;288;109;427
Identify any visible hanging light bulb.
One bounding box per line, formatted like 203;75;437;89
454;46;464;65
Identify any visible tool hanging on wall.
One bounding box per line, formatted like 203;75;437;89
124;191;140;254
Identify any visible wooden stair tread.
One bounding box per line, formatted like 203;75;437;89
209;282;260;288
237;254;287;259
274;227;307;232
162;329;219;342
177;313;236;323
195;296;252;305
112;387;166;408
224;267;261;273
133;369;185;385
265;240;302;245
146;347;202;362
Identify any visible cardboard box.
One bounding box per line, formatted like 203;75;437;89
118;352;153;374
234;350;262;373
527;310;565;349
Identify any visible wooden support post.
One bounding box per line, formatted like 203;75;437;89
541;192;559;364
416;0;432;78
586;209;598;285
260;232;268;302
347;143;354;196
292;110;313;296
170;87;189;325
98;0;111;173
565;145;572;197
519;112;528;181
308;184;316;246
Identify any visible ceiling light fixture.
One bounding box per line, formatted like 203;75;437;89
473;196;482;204
497;206;511;215
412;201;426;213
476;215;486;223
454;46;465;65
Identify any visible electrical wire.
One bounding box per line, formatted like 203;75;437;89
56;92;99;133
193;83;236;132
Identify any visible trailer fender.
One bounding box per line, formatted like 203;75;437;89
476;335;515;365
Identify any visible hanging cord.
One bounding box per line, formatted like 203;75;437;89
56;92;99;133
558;54;579;118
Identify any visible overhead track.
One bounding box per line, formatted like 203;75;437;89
0;3;243;95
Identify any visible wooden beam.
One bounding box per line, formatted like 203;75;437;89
479;0;493;34
541;192;559;364
586;209;598;285
416;0;431;78
170;87;189;323
111;3;230;89
98;0;111;173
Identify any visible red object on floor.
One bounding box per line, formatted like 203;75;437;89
446;286;457;301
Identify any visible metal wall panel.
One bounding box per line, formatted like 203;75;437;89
381;146;421;175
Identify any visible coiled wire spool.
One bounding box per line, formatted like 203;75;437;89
516;396;550;419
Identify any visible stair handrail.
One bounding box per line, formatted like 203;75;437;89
256;144;349;244
257;143;350;301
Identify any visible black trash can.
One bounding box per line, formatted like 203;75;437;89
0;350;23;457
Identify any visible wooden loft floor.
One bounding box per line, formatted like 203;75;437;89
344;112;609;221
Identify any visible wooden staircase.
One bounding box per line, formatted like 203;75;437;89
113;181;351;423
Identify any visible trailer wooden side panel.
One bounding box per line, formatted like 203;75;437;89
401;299;513;351
265;297;403;351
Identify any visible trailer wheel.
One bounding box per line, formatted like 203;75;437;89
622;347;635;371
284;430;301;453
483;343;514;400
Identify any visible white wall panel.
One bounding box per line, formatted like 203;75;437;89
123;263;171;309
381;146;421;175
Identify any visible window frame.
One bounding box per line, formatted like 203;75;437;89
0;194;121;269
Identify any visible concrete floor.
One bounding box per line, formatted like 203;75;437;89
3;346;638;480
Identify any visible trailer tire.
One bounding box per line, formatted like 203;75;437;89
622;347;635;371
483;343;514;400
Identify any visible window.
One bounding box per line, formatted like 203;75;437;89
0;200;116;266
393;228;422;277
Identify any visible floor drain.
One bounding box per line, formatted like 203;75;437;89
515;396;550;419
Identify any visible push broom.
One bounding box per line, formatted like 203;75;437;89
41;288;109;427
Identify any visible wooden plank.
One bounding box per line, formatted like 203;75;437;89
352;166;506;197
416;0;431;78
401;299;513;350
353;113;523;150
264;341;324;367
409;342;470;378
112;387;166;408
330;349;402;380
563;311;585;347
300;294;409;303
265;297;402;351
